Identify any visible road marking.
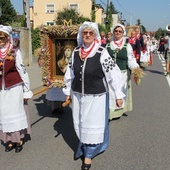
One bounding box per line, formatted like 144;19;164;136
157;52;170;87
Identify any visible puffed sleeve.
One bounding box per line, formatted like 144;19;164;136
15;49;33;99
127;43;139;70
62;52;75;96
101;49;125;99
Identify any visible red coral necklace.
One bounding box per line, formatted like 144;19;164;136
0;43;10;59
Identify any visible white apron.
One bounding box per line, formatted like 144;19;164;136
0;85;28;133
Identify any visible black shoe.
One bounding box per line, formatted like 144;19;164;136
5;143;15;152
15;140;24;153
81;163;91;170
15;144;23;153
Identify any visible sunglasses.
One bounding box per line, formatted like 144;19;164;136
83;31;94;36
114;30;123;33
0;37;6;41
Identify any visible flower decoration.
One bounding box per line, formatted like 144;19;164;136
114;48;120;54
43;76;65;88
6;48;16;61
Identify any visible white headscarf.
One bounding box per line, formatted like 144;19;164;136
77;21;101;47
0;25;12;36
113;23;126;36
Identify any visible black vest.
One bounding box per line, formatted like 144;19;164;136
71;47;107;95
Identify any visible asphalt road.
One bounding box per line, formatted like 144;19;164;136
0;53;170;170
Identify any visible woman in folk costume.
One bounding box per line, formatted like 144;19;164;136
106;23;144;120
129;30;141;64
140;34;150;68
158;36;166;54
146;35;153;65
164;35;170;76
63;21;124;170
0;25;33;153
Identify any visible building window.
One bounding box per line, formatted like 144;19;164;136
46;4;55;13
69;3;78;13
46;21;54;26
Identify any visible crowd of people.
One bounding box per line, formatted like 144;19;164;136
1;21;169;170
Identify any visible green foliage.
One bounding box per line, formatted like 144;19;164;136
31;28;41;55
18;14;26;27
155;28;165;40
0;0;18;24
136;19;141;26
98;24;106;33
55;8;90;25
140;25;146;33
105;6;113;32
110;2;118;14
91;0;96;22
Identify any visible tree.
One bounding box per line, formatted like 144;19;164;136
136;19;147;33
31;28;41;55
136;19;141;26
140;25;146;33
0;0;18;24
110;2;118;14
55;8;90;25
155;28;165;40
105;3;113;32
91;0;96;22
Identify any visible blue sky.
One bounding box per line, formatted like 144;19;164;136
11;0;170;31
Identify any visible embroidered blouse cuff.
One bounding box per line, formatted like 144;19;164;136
115;90;126;99
62;87;71;96
23;90;33;99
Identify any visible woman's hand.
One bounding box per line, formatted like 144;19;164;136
116;99;123;107
66;95;71;101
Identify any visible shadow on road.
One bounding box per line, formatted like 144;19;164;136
53;106;79;154
32;94;79;155
143;68;164;75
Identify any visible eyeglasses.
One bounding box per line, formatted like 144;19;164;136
0;37;6;41
114;30;123;33
83;31;94;36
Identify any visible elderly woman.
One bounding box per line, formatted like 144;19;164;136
63;21;125;170
0;25;33;153
106;23;143;120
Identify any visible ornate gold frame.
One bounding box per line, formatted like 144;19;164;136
37;24;79;88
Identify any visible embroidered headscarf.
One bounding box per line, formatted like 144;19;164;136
77;21;101;47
